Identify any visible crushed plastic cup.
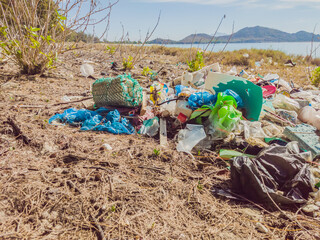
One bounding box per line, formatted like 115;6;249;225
176;124;206;154
226;66;237;75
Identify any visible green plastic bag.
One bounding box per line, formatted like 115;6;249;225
191;92;242;137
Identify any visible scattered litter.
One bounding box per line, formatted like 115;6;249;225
206;72;263;121
272;94;300;112
48;58;320;212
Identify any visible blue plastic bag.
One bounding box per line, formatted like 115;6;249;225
188;92;217;110
175;85;187;96
49;108;135;135
222;89;244;108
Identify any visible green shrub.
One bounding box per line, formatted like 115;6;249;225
187;51;205;72
311;67;320;86
0;0;117;75
122;56;134;70
142;66;152;76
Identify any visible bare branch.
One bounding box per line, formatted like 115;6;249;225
203;14;226;54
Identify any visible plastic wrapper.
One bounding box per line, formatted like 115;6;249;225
272;94;300;112
276;109;298;124
241;120;269;139
209;93;242;137
272;79;292;92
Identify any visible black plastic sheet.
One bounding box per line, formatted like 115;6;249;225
230;143;313;205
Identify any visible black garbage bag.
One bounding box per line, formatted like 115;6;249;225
230;143;313;205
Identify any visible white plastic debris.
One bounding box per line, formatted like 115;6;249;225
102;143;112;151
61;96;71;102
272;94;300;112
182;72;193;86
211;62;221;72
177;124;206;154
80;63;94;78
302;204;319;213
263;73;279;81
256;222;269;233
226;66;237;75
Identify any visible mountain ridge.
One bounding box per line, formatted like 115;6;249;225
148;26;320;44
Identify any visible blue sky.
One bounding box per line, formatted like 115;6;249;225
96;0;320;41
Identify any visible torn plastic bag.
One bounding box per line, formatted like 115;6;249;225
230;143;313;205
49;108;135;135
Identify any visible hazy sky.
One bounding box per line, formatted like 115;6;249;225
98;0;320;41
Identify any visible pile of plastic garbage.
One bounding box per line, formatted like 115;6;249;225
49;63;320;212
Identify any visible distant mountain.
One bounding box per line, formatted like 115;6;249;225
148;38;178;44
148;26;320;44
217;26;320;43
179;33;212;43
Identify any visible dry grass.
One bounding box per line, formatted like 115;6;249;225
0;44;320;239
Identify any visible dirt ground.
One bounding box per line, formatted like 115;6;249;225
1;44;320;239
